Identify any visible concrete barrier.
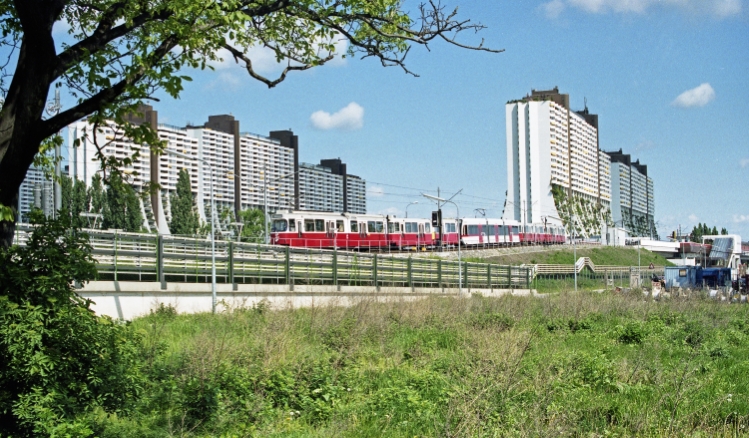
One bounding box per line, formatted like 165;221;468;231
78;281;536;320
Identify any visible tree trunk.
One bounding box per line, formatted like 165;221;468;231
0;2;60;248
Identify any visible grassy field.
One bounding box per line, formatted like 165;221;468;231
477;246;674;267
89;292;749;437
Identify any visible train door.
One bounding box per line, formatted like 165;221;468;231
418;223;425;249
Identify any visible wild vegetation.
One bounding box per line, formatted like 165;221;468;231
480;246;673;267
77;292;749;437
3;217;749;436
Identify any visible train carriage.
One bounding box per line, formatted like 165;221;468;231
271;211;388;249
460;218;523;246
270;210;564;250
386;216;435;250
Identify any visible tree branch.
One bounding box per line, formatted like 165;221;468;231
222;43;334;88
41;36;179;139
53;4;173;79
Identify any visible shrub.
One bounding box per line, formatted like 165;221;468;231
0;213;143;437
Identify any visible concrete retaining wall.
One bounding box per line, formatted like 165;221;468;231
78;281;537;320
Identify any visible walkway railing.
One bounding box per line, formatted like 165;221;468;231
13;226;533;290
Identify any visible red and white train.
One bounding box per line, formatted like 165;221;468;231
270;210;566;250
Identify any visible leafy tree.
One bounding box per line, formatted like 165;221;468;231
238;208;265;243
0;1;498;247
0;212;142;436
89;174;106;215
60;175;91;228
102;172;142;232
169;169;199;236
721;227;728;235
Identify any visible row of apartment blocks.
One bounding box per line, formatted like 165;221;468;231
505;87;654;236
40;105;366;233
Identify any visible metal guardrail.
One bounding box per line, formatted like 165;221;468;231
12;226;533;290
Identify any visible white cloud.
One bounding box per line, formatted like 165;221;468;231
740;158;749;168
310;102;364;131
734;214;749;223
367;186;385;198
672;83;715;108
542;0;567;18
543;0;742;18
634;140;656;154
714;0;742;17
688;214;699;223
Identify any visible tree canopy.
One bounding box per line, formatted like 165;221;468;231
0;0;499;246
169;168;199;235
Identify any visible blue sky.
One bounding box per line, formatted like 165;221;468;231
56;0;748;238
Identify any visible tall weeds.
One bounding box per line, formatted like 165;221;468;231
94;292;749;437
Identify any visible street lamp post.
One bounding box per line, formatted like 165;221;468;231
405;201;418;218
260;165;298;245
422;191;462;295
166;149;217;314
570;214;577;292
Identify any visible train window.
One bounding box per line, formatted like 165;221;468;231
425;224;431;233
351;221;358;232
315;219;325;232
512;226;519;234
289;221;296;232
336;220;344;232
304;219;315;232
271;219;287;232
468;225;479;235
368;221;377;233
388;222;400;233
406;222;417;233
445;223;456;233
375;222;384;233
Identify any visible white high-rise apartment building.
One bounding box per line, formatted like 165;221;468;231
64;108;305;234
239;132;295;211
606;149;655;237
346;175;366;215
296;159;366;214
298;163;344;212
17;166;54;222
505;88;610;227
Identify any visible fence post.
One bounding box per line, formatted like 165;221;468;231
157;234;165;290
113;231;118;282
373;254;379;292
526;268;530;289
437;259;442;289
464;262;469;290
333;248;339;291
507;265;512;289
285;246;291;289
487;263;492;291
229;242;236;291
408;256;413;291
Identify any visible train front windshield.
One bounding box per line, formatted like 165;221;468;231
271;219;288;232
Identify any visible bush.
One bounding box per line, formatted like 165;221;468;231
0;213;143;437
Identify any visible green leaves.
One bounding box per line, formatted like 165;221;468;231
0;215;143;437
169;168;200;236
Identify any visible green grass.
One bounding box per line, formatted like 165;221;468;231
483;246;674;267
88;293;749;437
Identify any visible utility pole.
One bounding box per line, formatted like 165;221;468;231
46;90;62;218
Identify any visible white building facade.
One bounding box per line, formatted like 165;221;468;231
607;149;655;237
504;88;610;229
298;163;344;212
